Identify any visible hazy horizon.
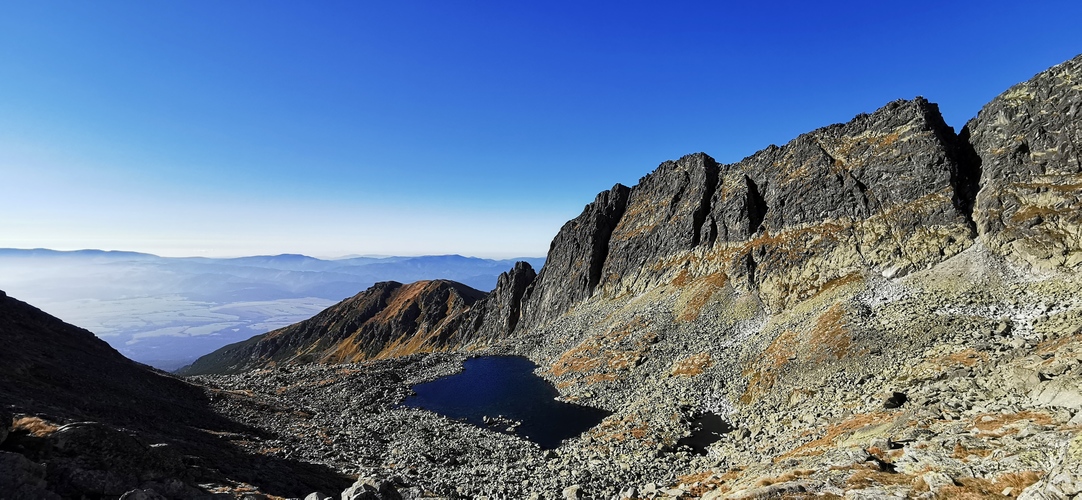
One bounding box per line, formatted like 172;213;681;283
0;248;546;370
0;246;547;261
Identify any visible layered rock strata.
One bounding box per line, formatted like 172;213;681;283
966;54;1082;270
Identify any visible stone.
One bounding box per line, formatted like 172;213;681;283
1031;376;1082;409
921;472;955;493
884;392;908;409
47;422;180;498
0;450;61;500
119;490;168;500
342;477;402;500
0;407;10;446
562;484;583;499
518;184;631;331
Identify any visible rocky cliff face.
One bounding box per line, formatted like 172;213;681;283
582;97;978;312
187;57;1081;374
517;185;632;332
455;261;537;344
966;55;1082;270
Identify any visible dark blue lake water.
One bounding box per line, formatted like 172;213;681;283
402;356;610;449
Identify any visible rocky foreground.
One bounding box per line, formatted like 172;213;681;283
5;54;1082;499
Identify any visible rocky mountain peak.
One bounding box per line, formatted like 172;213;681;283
967;53;1082;270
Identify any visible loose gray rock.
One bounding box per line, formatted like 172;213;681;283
0;450;61;500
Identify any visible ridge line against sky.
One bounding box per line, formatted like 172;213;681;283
2;1;1081;258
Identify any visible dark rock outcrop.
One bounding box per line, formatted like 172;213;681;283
599;153;719;292
965;54;1082;269
0;450;59;500
1;407;10;446
455;261;537;344
45;422;195;499
518;185;631;331
0;290;351;497
715;97;976;306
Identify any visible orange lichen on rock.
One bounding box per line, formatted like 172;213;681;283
671;352;714;377
972;411;1054;438
590;412;653;445
781;411;895;459
808;303;852;362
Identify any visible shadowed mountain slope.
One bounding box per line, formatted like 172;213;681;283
0;290;351;498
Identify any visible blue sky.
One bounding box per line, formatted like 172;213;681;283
2;1;1081;258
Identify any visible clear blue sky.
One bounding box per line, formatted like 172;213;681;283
2;1;1080;258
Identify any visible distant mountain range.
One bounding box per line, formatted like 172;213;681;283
0;249;543;370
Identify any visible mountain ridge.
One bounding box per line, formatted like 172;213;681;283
187;92;1003;374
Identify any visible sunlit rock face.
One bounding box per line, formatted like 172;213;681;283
590;98;977;311
179;279;487;375
965;54;1082;270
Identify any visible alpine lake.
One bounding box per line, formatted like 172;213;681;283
402;356;610;449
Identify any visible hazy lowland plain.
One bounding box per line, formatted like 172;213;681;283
0;249;542;370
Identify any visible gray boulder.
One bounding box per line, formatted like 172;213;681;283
46;422;186;498
0;407;11;446
0;450;61;500
342;476;403;500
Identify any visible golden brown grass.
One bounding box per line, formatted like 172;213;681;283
589;412;653;444
12;416;59;437
754;469;815;487
845;467;915;489
740;303;851;404
808;303;851;362
676;272;730;322
671;352;714;377
780;411;894;459
952;442;994;460
972;411;1054;437
673;467;746;497
933;471;1043;499
1037;333;1082;355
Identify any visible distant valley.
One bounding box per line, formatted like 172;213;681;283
0;249;543;370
